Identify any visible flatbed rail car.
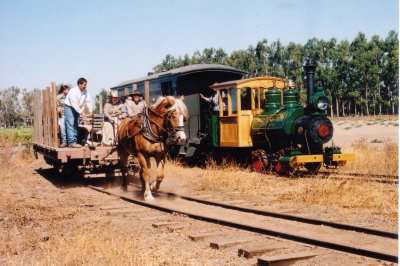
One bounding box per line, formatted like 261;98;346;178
32;82;125;178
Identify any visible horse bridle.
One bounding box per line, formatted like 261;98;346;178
148;101;185;136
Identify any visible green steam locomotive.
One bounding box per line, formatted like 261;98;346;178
203;60;355;174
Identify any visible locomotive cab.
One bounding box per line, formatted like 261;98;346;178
210;77;287;148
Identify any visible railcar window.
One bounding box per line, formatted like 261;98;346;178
240;87;251;110
230;88;237;114
161;81;173;96
253;88;260;109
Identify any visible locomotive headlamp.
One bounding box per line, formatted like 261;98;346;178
308;85;329;114
317;97;328;111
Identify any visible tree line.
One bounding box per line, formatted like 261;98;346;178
0;87;36;127
0;31;397;127
153;31;399;117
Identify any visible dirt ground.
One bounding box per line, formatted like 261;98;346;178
0;116;398;265
330;116;398;149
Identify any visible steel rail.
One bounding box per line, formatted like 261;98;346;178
89;185;398;263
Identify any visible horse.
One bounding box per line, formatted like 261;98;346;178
117;96;188;201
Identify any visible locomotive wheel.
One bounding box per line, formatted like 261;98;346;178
252;157;268;173
304;162;322;173
273;162;289;176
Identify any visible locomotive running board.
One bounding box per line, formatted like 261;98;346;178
291;155;323;164
332;153;356;161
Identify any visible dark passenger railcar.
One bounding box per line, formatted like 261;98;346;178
110;64;247;158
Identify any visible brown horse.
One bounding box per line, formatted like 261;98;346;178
117;96;188;201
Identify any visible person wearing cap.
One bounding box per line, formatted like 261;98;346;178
64;78;93;148
57;84;70;148
101;91;127;146
126;89;147;117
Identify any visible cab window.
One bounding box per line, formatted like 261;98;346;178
240;87;251;110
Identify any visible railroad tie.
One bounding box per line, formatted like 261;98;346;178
238;244;285;259
188;232;222;242
152;222;180;228
106;209;140;216
210;239;252;250
167;225;187;232
257;251;324;266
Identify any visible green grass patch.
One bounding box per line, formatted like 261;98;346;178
0;128;33;143
355;124;362;128
344;127;352;130
370;139;383;144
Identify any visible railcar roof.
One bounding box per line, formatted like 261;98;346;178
112;64;247;89
210;76;287;90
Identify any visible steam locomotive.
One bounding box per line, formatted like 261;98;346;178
111;61;354;174
249;60;354;174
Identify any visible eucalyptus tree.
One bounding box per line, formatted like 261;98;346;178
382;31;399;115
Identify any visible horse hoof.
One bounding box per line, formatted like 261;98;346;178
144;193;155;201
121;185;128;192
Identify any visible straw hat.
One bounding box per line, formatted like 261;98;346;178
108;90;119;98
130;89;143;97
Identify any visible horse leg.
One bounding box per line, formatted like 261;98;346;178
119;151;129;191
150;154;165;191
137;152;154;201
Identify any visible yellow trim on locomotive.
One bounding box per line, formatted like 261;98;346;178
332;153;356;162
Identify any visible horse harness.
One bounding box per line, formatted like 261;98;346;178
102;102;184;159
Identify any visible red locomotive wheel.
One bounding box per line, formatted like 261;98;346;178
317;124;330;138
252;158;264;172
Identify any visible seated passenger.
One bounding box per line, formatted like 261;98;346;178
101;91;127;146
126;89;147;117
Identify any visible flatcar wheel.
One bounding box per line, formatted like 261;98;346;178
304;162;322;173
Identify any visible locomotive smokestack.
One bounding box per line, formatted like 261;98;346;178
303;59;317;104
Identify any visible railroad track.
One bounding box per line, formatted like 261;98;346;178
89;184;398;263
297;170;399;184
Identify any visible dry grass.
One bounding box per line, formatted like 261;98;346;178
178;139;398;222
277;178;398;221
342;138;398;176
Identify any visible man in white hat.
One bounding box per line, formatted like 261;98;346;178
126;89;147;117
101;91;127;146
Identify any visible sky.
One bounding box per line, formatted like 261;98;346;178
0;0;398;96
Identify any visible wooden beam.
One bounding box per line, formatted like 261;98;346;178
39;90;44;144
51;82;58;147
144;80;149;105
46;87;52;146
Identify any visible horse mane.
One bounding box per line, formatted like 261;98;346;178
173;98;189;120
151;96;167;109
151;96;188;119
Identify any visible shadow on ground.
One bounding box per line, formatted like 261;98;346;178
34;167;141;189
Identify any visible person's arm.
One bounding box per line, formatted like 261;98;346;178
200;93;212;102
119;104;128;119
